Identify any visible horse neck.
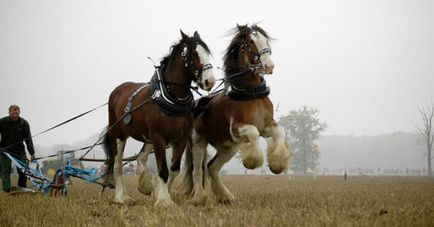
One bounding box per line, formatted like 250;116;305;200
162;60;192;98
232;72;262;88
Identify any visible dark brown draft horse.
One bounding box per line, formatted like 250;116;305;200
103;31;215;206
177;24;292;205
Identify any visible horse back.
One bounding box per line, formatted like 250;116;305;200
108;81;193;144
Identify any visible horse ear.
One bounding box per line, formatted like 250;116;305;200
237;23;249;32
193;31;201;39
180;30;189;41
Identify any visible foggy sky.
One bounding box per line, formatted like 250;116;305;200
1;0;433;148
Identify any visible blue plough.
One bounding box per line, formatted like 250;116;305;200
4;152;51;193
4;152;103;195
63;160;102;186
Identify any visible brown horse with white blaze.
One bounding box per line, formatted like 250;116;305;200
102;31;215;206
177;24;292;205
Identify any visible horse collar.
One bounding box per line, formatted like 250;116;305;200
150;67;194;116
226;77;270;100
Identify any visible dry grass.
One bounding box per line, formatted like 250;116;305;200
0;175;433;226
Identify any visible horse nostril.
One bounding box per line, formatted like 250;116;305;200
265;64;274;74
203;79;215;90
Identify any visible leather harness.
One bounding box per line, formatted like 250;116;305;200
150;67;194;116
226;77;270;100
123;66;194;125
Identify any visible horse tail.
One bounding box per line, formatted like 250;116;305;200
101;129;115;188
101;90;119;190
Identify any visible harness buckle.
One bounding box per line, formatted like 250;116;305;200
152;89;161;99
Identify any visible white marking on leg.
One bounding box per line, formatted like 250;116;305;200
114;139;130;203
265;124;292;174
137;143;154;195
189;130;208;205
154;176;174;207
237;125;264;169
167;170;178;194
208;147;237;203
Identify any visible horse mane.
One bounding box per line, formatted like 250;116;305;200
160;35;211;71
223;24;270;76
160;42;182;68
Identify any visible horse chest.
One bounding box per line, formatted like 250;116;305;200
197;96;272;143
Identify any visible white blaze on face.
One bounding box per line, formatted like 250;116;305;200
196;45;216;90
250;31;274;73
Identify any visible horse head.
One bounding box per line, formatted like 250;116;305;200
178;30;216;91
224;24;274;76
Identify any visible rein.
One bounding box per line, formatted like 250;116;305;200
208;68;258;94
33;142;105;161
152;78;202;96
33;103;108;138
79;96;153;161
147;55;212;98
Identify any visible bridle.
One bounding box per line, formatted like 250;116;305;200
193;63;213;87
247;47;272;72
181;45;214;87
150;43;213;98
240;30;272;73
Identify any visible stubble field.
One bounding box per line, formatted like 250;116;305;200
0;175;433;226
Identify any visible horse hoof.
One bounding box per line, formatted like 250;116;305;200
243;157;262;169
268;156;289;174
188;196;208;206
154;199;175;207
217;197;234;205
138;186;153;196
114;195;134;205
269;165;285;174
217;193;235;205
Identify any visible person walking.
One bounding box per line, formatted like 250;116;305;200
0;105;36;192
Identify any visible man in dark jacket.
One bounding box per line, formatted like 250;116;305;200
0;105;36;192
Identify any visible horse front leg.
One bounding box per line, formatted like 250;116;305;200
263;120;293;174
153;138;174;207
113;138;132;203
137;143;154;195
208;145;237;204
233;123;264;169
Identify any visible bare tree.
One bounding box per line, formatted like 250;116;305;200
416;101;434;177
